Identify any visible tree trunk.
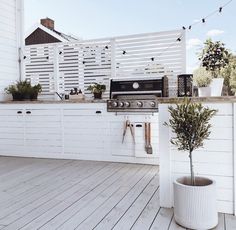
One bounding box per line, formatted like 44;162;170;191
189;150;195;186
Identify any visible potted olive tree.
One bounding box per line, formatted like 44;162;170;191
87;83;106;99
199;39;230;96
165;99;217;229
193;67;212;97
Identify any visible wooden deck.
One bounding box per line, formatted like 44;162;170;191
0;157;235;230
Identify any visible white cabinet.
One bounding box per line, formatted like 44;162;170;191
63;104;109;158
0;103;159;164
24;107;62;156
0;108;25;155
0;105;62;157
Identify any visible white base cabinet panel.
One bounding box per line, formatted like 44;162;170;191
0;103;159;165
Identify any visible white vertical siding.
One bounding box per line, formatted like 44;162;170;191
0;0;23;100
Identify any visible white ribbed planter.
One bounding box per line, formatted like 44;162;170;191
173;177;218;229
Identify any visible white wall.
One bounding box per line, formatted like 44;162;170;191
159;102;235;215
0;0;23;100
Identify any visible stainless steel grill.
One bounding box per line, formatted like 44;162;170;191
107;77;168;112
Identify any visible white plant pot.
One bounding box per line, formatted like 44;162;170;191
198;87;211;97
173;177;218;229
210;78;224;96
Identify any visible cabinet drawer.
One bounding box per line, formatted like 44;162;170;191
63;109;104;116
24;109;60;116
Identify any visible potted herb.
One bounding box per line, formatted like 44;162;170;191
199;39;230;96
5;80;42;101
193;67;212;97
87;83;106;99
164;98;218;229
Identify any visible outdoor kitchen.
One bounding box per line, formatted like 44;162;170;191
1;0;236;229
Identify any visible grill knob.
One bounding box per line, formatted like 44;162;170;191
137;101;143;108
124;101;130;107
118;101;124;107
150;101;156;107
111;101;118;107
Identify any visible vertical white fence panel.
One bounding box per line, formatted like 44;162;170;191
24;44;56;95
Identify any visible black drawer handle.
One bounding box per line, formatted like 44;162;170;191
96;111;102;114
26;111;31;114
17;111;22;114
136;124;143;128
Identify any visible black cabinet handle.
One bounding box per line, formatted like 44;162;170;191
17;111;22;114
26;111;31;114
136;124;143;128
96;111;102;114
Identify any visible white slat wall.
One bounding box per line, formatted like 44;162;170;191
0;0;22;100
114;30;185;96
23;30;185;99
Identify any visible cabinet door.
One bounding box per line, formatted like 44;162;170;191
24;108;62;156
0;109;25;155
63;108;108;156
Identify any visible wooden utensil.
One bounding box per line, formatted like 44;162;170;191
146;123;153;154
144;123;148;152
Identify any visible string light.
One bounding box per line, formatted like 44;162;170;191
146;0;232;64
186;0;232;31
22;0;232;68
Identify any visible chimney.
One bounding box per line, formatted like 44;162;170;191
40;18;54;30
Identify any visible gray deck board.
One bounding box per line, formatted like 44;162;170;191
0;156;235;230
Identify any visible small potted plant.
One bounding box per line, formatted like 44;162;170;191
69;87;84;100
5;80;42;101
199;39;230;96
87;83;106;99
164;98;218;229
193;67;212;97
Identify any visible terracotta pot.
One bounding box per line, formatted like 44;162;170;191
174;176;218;229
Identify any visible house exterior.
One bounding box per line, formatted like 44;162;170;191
0;0;24;100
25;18;79;45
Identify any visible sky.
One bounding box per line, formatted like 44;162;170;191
24;0;236;73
